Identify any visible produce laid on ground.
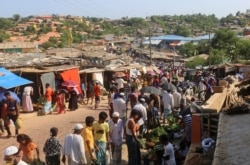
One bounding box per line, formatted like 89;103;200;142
144;115;182;145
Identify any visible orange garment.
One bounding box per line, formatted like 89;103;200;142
94;85;100;96
45;87;54;101
19;142;38;163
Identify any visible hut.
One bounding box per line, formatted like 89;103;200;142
10;65;80;104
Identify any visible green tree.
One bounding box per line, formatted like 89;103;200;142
173;26;190;37
179;42;197;57
237;39;250;60
185;57;206;68
13;14;21;22
211;29;239;61
0;18;15;30
0;31;10;43
207;49;225;65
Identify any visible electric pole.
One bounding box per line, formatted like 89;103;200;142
149;28;152;65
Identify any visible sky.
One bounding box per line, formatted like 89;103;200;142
0;0;249;19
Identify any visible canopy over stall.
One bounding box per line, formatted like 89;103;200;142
0;67;33;89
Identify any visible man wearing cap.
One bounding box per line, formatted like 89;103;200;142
133;98;147;136
4;146;27;165
108;112;124;165
62;123;87;165
113;92;127;126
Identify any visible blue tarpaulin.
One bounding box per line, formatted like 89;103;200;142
0;67;33;89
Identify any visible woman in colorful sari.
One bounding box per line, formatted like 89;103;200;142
126;110;142;165
55;90;66;114
93;111;109;165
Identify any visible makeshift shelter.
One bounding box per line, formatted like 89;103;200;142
10;65;80;103
0;67;33;89
79;67;105;87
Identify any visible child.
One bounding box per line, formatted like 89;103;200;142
82;116;98;164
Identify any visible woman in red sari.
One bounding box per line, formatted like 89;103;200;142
56;90;66;114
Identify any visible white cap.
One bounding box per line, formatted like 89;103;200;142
140;98;145;102
112;112;120;117
120;92;125;96
74;123;83;130
4;146;18;156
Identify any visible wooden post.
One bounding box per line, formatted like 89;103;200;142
208;113;211;137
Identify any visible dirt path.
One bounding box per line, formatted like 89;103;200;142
0;97;129;165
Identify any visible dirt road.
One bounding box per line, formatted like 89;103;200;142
0;97;129;165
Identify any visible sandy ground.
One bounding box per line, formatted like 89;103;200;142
0;97;131;165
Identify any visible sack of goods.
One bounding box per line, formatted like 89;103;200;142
15;118;22;129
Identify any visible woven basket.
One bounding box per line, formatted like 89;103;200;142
212;86;224;93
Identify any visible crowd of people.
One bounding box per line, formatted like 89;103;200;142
1;65;228;165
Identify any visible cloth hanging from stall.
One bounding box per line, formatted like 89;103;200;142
93;72;103;85
40;72;56;94
59;68;81;94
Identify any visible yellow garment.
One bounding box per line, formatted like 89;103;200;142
82;126;94;152
93;122;109;143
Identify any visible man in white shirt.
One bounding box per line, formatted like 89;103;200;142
115;77;125;91
4;146;28;165
62;123;87;165
162;90;174;124
133;98;147;136
108;112;124;165
160;134;176;165
113;92;127;126
172;89;181;113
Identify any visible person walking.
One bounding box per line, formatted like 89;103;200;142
55;90;66;114
133;98;147;137
4;91;20;138
44;83;54;114
0;99;7;136
62;123;87;165
126;87;138;111
108;112;124;165
94;82;101;109
43;127;62;165
86;81;94;105
16;134;40;164
68;87;79;111
125;110;142;165
113;93;127;126
82;116;97;164
172;89;181;115
162;90;174;124
93;112;109;165
22;86;34;113
4;146;28;165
